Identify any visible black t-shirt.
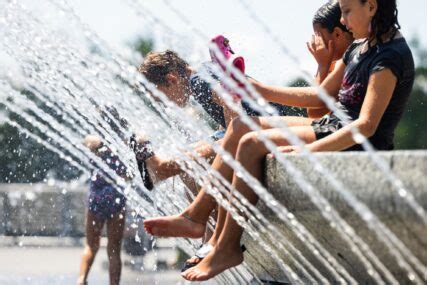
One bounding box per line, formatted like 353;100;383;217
190;69;227;128
190;64;290;129
338;37;415;150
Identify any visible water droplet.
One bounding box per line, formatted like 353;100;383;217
398;188;407;197
291;273;299;281
47;178;55;186
352;133;365;144
408;273;416;281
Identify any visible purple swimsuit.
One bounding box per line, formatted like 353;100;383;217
88;147;127;221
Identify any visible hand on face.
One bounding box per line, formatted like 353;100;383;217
307;33;335;69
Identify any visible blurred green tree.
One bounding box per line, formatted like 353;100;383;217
132;37;154;57
395;66;427;149
395;38;427;149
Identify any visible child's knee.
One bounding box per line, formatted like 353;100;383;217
230;117;247;135
239;132;261;152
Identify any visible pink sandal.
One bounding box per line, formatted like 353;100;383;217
209;35;246;100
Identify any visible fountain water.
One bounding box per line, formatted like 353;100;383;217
0;0;425;284
156;1;426;282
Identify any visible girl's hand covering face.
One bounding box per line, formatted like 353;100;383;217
307;33;335;68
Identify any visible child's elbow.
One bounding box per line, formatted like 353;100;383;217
358;120;378;138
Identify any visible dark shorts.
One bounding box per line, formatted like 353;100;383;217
311;113;344;140
88;185;126;221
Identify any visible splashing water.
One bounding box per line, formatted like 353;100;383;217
1;0;425;284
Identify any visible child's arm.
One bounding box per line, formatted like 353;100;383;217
306;69;397;152
250;60;345;108
306;65;333;118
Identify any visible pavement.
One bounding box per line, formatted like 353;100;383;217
0;237;190;285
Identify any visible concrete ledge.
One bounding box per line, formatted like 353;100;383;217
243;151;427;284
1;152;426;283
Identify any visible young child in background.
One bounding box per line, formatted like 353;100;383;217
77;107;131;285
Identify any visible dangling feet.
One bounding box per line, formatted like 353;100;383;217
182;243;246;272
181;243;214;272
143;213;206;239
181;244;244;281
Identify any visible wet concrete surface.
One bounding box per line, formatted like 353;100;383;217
0;243;188;285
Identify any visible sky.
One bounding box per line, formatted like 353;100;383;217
70;0;427;85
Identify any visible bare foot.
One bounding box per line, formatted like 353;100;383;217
186;255;202;265
181;245;244;281
184;242;215;266
143;214;205;238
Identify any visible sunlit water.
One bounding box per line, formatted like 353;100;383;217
0;0;425;284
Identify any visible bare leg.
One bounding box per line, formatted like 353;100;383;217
144;117;313;238
179;139;220;198
182;126;317;281
106;210;126;285
192;116;315;246
77;211;104;285
143;119;253;238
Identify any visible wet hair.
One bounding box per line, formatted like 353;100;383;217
138;50;190;86
313;0;348;33
360;0;400;44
